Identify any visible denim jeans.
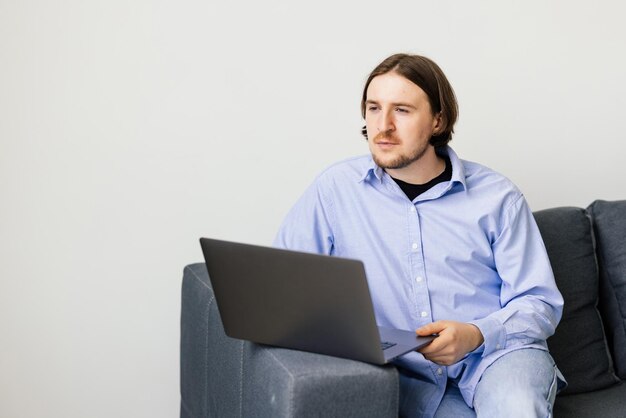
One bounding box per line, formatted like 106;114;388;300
428;348;563;418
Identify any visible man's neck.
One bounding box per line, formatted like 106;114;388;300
385;149;446;185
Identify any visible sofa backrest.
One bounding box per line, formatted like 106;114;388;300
588;200;626;380
534;205;620;394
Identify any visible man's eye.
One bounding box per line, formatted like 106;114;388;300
396;108;409;113
367;106;379;111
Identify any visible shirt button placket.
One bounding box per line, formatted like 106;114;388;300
410;207;427;322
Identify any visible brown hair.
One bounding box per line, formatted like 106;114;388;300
360;53;458;148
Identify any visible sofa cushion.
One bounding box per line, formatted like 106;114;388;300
553;381;626;418
534;207;619;394
588;200;626;379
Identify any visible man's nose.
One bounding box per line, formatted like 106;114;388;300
379;110;395;132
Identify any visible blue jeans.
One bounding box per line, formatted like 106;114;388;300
426;349;562;417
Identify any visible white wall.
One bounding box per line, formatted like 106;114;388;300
1;1;625;417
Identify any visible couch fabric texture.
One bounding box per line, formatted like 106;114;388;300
589;200;626;380
181;200;626;417
533;207;620;394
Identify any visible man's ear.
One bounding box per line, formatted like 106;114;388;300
432;111;444;134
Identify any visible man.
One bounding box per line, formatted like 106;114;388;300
273;53;565;417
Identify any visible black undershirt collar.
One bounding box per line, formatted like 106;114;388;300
390;156;452;201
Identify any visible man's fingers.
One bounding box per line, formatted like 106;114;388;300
423;354;458;366
417;332;448;355
416;320;447;336
420;342;461;365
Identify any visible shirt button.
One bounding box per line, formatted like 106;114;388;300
410;206;416;212
496;344;501;349
437;367;443;375
416;276;423;283
412;243;418;250
421;311;428;318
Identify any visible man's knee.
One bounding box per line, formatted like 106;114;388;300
473;349;558;417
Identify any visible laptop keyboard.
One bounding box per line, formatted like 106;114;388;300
381;341;397;350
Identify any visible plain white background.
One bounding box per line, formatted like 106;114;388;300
1;1;625;417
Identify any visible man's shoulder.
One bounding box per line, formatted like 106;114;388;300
461;159;520;193
458;158;524;210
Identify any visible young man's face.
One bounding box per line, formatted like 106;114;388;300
364;71;441;171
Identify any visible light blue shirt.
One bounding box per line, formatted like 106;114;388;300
273;147;563;415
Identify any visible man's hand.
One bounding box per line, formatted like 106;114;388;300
416;320;484;366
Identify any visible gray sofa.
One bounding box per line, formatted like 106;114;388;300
180;200;626;417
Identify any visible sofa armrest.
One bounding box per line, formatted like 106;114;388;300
181;263;399;418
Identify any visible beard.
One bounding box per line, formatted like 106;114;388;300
370;132;430;170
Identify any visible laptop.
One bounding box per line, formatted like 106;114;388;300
199;237;435;365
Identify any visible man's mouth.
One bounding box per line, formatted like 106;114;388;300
374;139;400;148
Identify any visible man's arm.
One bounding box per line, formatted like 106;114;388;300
467;194;564;358
419;195;564;365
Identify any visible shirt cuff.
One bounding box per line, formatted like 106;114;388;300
469;316;506;357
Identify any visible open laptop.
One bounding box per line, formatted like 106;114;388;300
200;237;435;365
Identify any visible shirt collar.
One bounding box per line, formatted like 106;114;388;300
441;146;467;191
359;159;385;184
358;146;467;191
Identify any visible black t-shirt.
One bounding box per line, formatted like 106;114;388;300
391;156;452;201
